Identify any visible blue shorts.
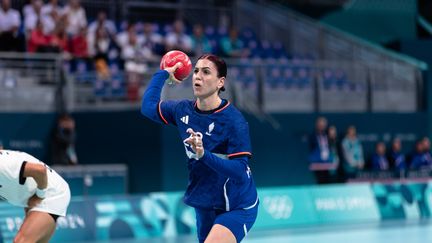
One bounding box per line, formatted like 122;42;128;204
195;205;258;243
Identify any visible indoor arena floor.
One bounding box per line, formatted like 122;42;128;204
72;220;432;243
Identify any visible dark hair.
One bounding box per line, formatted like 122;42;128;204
198;54;227;91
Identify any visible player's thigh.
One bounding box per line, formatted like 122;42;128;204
210;207;258;243
15;211;56;243
204;224;236;243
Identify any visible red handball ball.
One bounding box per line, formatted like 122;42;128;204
160;50;192;81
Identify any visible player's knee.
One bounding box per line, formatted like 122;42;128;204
14;231;35;243
205;228;237;243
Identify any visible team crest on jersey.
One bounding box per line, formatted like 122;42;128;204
180;115;189;124
205;122;215;136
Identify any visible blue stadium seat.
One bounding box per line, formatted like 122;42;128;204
266;67;282;89
296;67;312;89
93;78;109;98
282;67;295;89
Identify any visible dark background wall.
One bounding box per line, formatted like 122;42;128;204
0;111;427;193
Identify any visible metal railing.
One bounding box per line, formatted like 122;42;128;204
65;58;422;115
0;52;64;112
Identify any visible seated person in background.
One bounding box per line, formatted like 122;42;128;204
51;113;78;165
387;138;406;172
370;141;389;171
27;19;50;52
219;26;249;58
0;0;22;52
410;137;432;170
341;125;364;179
191;23;213;57
88;10;116;37
141;22;163;59
164;19;192;55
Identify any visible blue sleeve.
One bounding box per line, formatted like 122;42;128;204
199;114;253;182
200;152;250;182
226;117;252;159
140;70;179;125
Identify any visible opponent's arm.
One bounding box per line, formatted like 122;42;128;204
22;162;47;192
22;162;49;208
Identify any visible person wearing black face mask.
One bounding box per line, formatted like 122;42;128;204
50;113;78;165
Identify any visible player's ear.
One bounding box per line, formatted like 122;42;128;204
217;77;225;90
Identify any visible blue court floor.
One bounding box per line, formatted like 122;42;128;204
72;220;432;243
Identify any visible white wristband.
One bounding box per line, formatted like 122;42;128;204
36;188;47;199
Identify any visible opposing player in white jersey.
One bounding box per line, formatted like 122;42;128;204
0;149;71;243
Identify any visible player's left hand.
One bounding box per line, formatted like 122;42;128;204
185;128;204;159
27;194;42;209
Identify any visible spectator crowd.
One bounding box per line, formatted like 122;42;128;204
308;116;432;184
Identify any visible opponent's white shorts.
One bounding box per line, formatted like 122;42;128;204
29;169;71;217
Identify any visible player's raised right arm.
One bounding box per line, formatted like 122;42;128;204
141;64;182;123
141;70;169;122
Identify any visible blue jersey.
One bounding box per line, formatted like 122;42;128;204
141;70;258;211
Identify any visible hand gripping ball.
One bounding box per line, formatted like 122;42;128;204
160;50;192;81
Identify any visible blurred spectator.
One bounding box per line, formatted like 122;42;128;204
165;19;192;54
191;23;213;57
41;0;63;17
0;0;22;51
387;138;406;172
328;126;340;164
141;22;163;60
41;5;61;36
89;25;116;79
116;22;141;51
70;26;88;58
309;117;329;163
308;117;335;184
63;0;87;37
370;142;389;171
23;0;43;34
89;25;114;61
117;22;155;100
51;113;78;165
328;125;341;182
341;125;364;179
23;0;37;18
410;137;432;170
50;23;70;54
219;26;249;58
27;19;50;52
88;10;116;37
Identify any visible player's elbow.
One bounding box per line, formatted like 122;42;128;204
230;168;249;182
140;105;148;117
140;100;153;118
34;164;47;179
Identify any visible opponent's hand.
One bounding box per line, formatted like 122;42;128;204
27;194;42;209
185;128;204;159
163;62;183;84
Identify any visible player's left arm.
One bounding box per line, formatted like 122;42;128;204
200;152;251;182
185;120;252;181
